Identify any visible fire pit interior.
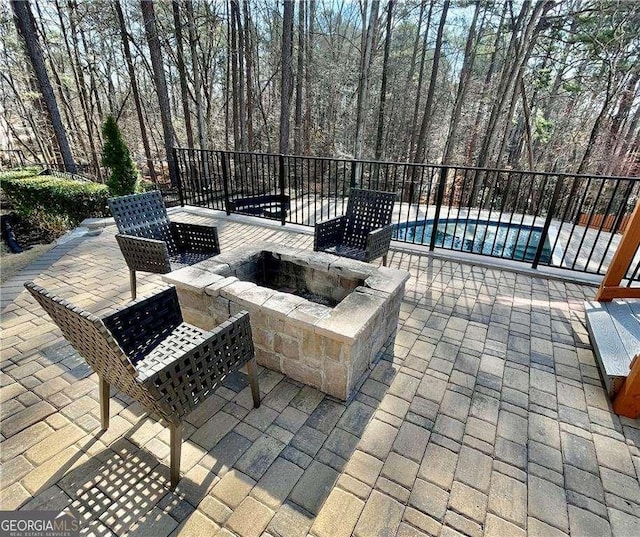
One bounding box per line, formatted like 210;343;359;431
164;243;409;400
234;251;364;307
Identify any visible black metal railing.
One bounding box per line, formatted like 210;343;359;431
174;148;640;281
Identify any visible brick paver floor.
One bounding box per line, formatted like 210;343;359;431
1;208;639;536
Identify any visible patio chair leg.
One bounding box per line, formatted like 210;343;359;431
169;423;183;489
99;375;110;431
129;270;137;300
382;254;388;267
247;357;261;408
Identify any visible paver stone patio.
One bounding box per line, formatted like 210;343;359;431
1;208;639;537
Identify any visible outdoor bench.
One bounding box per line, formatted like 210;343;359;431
226;194;290;220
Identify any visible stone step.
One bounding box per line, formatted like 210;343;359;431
584;299;640;395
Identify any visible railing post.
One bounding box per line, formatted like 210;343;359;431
430;166;448;252
201;149;211;208
221;151;231;215
279;154;286;226
350;160;357;189
532;175;564;269
173;148;185;207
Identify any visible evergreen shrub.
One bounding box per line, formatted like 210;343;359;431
102;115;139;196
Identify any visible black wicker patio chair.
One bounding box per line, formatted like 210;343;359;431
25;282;260;489
314;188;397;266
108;191;221;299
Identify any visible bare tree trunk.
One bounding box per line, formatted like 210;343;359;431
613;93;640;176
497;69;525;167
465;1;508;164
0;69;49;161
115;0;156;182
32;10;87;163
407;1;434;160
293;0;304;155
11;0;76;172
374;1;394;161
225;0;231;149
47;2;86;161
85;48;104;125
606;71;640;175
141;0;177;186
621;126;640;176
474;1;530;169
413;0;449;163
67;1;102;179
279;0;294;154
520;78;534;169
229;0;240;149
186;1;206;149
476;1;552;169
74;8;104;141
243;0;254;150
396;0;425;159
303;0;315;153
353;0;380;160
173;1;194;149
577;69;615;175
475;3;553;208
4;111;40;161
496;18;550;170
233;0;247;150
141;90;163;160
441;0;481;165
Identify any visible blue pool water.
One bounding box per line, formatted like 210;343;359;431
393;219;552;263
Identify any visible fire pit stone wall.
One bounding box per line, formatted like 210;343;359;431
164;243;409;400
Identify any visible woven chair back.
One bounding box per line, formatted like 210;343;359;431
102;287;183;366
24;282;166;418
108;191;178;255
343;188;396;250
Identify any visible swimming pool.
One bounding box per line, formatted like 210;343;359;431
393;218;552;263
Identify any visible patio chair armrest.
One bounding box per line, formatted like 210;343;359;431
170;221;221;255
140;311;255;417
102;287;184;359
365;224;394;262
314;215;347;251
115;233;172;274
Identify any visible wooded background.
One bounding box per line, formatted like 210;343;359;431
2;0;639;182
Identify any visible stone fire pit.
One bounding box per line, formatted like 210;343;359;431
163;243;409;400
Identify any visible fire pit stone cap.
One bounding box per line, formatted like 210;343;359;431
219;280;259;301
315;288;387;342
328;257;376;280
262;292;308;318
263;243;304;259
363;266;410;293
234;284;279;308
204;276;239;297
288;301;332;328
355;285;389;301
256;243;338;274
209;248;263;273
162;265;228;293
277;249;336;272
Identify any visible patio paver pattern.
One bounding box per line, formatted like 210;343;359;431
1;209;639;537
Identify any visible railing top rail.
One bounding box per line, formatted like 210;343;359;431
173;147;640;182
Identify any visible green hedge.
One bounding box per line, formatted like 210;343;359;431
0;169;110;232
0;167;42;181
